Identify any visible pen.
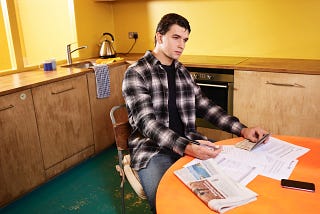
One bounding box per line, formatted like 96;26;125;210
257;133;270;144
251;133;271;149
191;141;220;151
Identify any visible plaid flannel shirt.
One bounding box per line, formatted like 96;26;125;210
122;51;246;170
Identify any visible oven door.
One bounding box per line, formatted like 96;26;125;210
196;81;234;129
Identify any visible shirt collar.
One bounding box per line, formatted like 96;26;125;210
144;50;183;70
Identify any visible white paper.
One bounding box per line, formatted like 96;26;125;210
251;137;310;161
259;156;298;180
213;155;261;185
184;137;310;184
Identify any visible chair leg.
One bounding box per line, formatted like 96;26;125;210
116;165;126;214
117;151;126;214
121;184;126;214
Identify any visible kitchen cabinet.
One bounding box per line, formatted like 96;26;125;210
0;90;45;207
87;64;127;153
234;70;320;138
32;75;94;178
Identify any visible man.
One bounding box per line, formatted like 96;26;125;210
122;13;268;213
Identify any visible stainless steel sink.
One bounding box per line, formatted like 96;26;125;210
61;61;94;69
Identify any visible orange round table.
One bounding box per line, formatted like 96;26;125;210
156;136;320;214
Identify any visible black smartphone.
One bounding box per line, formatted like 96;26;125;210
281;179;315;192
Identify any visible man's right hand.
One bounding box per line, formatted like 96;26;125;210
184;140;222;160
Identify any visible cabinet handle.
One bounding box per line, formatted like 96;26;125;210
265;81;304;88
0;104;14;111
51;86;75;95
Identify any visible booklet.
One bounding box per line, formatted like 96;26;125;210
235;133;270;151
174;159;258;213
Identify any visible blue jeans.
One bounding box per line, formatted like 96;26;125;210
137;152;180;214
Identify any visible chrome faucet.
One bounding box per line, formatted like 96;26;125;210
66;43;88;65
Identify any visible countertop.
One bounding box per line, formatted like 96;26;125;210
1;54;319;96
0;59;124;96
180;55;320;74
128;54;320;74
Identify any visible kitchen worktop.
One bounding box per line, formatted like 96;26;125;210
1;54;319;96
0;59;125;96
235;57;320;74
180;55;320;75
127;54;320;75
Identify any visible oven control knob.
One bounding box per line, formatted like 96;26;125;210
207;74;214;80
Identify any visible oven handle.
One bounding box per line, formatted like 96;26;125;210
197;83;227;88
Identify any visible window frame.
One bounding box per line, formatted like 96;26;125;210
0;0;77;76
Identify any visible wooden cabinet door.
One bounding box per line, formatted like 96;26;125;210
32;75;94;169
234;70;320;138
0;90;45;207
87;64;127;152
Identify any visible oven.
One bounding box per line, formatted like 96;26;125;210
188;67;234;129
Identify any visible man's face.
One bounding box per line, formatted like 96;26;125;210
156;24;189;61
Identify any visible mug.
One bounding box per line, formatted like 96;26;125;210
43;61;53;71
49;58;56;70
41;59;56;72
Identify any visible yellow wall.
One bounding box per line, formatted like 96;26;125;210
112;0;320;59
74;0;115;59
2;0;320;74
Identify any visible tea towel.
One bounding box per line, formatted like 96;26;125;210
94;64;110;98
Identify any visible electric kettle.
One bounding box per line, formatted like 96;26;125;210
99;32;116;58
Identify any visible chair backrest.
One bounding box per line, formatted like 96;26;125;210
110;104;132;151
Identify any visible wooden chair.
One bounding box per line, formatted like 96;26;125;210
109;104;146;214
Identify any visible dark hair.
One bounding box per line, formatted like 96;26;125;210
155;13;191;44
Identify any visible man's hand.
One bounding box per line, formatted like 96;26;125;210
184;140;222;160
241;127;269;143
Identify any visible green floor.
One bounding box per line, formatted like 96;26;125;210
0;145;151;214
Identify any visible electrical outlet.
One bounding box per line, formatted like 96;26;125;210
128;32;138;39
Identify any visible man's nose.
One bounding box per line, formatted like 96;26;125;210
178;39;185;49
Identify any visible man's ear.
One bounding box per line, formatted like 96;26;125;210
155;32;163;44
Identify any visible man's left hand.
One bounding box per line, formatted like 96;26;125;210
241;127;269;143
